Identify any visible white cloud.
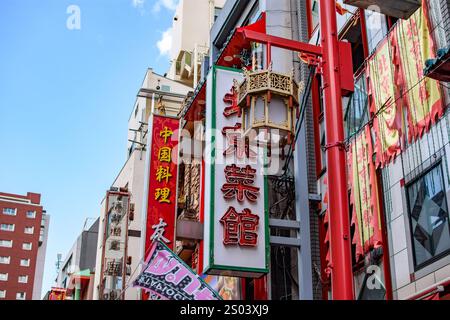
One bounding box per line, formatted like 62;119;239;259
132;0;145;8
152;0;179;13
157;27;173;57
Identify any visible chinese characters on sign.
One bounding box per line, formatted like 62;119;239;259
220;84;260;248
221;164;260;202
150;218;170;244
145;115;179;256
220;207;259;247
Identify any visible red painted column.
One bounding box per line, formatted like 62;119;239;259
319;0;354;300
253;276;268;300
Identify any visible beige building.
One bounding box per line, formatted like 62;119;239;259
93;69;191;300
167;0;226;88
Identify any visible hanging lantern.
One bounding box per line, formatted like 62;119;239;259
236;64;300;143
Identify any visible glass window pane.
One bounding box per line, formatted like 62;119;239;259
407;165;450;268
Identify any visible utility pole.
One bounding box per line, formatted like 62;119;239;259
319;0;354;299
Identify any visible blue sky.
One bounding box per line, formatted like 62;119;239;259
0;0;177;298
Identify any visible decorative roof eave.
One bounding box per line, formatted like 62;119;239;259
180;13;266;124
214;12;266;68
180;78;207;122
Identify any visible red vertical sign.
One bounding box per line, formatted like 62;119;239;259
145;115;179;259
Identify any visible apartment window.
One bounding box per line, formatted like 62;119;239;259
24;227;34;234
3;208;16;216
18;275;28;284
0;290;5;299
0;240;13;248
0;273;8;281
344;74;369;138
22;242;32;251
16;292;26;300
365;10;389;54
407;164;450;269
0;256;10;264
0;224;15;232
340;16;365;72
26;211;36;219
20;259;30;267
310;0;319;33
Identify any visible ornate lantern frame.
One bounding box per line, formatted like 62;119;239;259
236;66;301;141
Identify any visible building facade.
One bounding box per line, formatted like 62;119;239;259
0;192;49;300
90;0;450;301
167;0;226;88
54;218;99;300
93;69;191;300
171;0;450;300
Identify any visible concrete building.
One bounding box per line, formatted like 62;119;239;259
167;0;226;88
54;218;99;300
177;0;313;301
176;0;450;300
0;192;49;300
93;69;191;300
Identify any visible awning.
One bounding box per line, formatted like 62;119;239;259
215;12;266;68
181;14;266;123
182;79;207;122
66;269;92;295
424;46;450;82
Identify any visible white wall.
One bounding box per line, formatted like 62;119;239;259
382;112;450;299
33;214;50;300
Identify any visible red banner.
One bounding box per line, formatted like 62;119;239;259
48;288;66;300
348;127;383;262
145;115;179;258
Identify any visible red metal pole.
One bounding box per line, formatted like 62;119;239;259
319;0;354;300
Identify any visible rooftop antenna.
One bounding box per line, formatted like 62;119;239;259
55;253;63;276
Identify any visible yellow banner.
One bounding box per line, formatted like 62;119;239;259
349;128;383;261
367;34;402;167
396;4;443;141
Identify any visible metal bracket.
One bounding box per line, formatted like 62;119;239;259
269;219;300;230
270;236;301;248
322;141;348;152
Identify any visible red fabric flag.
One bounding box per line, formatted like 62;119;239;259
348;127;383;262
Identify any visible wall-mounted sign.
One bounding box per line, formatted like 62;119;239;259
133;241;221;300
48;288;66;300
145;114;179;258
202;66;269;278
100;191;130;300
